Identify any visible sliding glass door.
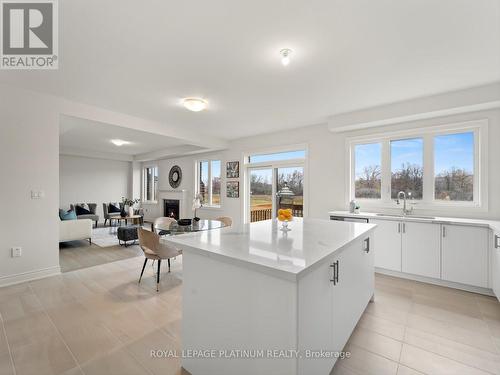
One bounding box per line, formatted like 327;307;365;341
248;166;304;223
249;168;273;222
276;166;304;218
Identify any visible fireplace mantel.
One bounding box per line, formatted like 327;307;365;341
158;189;190;219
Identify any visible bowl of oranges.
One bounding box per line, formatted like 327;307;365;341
277;208;293;231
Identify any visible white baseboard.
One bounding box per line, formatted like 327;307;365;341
0;265;61;288
375;267;494;296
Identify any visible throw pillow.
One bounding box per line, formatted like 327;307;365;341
75;204;91;215
59;209;77;221
109;202;121;213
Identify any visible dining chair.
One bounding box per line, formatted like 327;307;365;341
216;216;233;227
137;228;182;291
152;217;177;235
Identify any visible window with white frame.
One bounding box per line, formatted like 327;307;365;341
348;121;484;208
196;160;221;207
142;166;158;202
354;143;382;199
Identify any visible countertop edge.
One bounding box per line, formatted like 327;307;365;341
328;211;500;232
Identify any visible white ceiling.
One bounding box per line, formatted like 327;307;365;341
2;0;500;140
59;115;195;158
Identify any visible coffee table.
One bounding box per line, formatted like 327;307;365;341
109;215;142;233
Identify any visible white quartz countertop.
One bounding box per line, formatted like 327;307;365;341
163;218;375;281
328;211;500;233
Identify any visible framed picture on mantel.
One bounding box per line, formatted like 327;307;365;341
226;181;239;198
226;161;239;178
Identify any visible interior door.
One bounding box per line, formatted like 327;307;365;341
248;168;273;222
402;221;441;278
370;219;402;271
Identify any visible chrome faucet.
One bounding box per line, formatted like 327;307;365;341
396;191;413;215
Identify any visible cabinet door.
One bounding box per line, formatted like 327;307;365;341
491;232;500;300
370;219;402;271
332;235;374;354
402;221;441;279
442;225;489;287
298;254;334;375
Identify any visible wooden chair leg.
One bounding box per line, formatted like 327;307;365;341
139;259;147;283
156;259;161;292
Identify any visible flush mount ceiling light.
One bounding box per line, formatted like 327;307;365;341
280;48;293;66
183;97;208;112
110;139;131;146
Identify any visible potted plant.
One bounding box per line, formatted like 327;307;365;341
121;197;141;217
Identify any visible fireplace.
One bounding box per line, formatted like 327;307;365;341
164;199;180;219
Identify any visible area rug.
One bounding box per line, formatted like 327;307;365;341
91;227;122;247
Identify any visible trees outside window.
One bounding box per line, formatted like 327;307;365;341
434;132;474;201
349;124;481;208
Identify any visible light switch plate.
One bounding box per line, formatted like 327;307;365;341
11;247;22;257
31;190;44;199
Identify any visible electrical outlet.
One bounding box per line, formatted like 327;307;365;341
11;247;22;257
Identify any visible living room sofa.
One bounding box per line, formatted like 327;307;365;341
60;219;92;243
70;203;99;227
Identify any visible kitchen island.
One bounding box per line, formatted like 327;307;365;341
164;218;376;375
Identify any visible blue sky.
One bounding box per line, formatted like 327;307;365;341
355;132;474;176
434;132;474;174
355;143;381;178
391;138;423;172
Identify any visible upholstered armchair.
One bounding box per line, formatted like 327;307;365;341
102;202;122;226
70;203;99;227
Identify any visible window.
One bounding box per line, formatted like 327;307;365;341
434;132;474;201
196;160;221;207
143;166;158;202
247;149;306;164
212;160;221;205
246;147;306;222
391;138;423;199
348;121;484;209
354;143;381;199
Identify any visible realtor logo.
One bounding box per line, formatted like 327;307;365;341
0;0;58;69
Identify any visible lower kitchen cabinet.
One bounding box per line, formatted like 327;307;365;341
402;221;441;279
371;219;402;271
442;224;489;288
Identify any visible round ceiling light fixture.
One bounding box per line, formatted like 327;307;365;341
110;139;131;146
183;97;208;112
280;48;293;66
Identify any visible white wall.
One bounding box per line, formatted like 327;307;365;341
59;155;132;218
144;109;500;227
0;87;60;286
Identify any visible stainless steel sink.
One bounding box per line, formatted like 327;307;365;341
375;213;436;220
